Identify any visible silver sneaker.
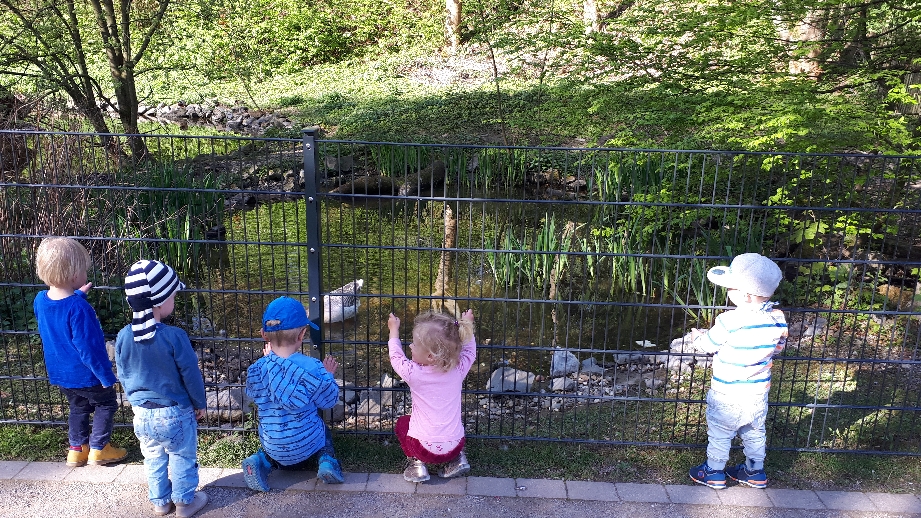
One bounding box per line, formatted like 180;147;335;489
403;457;430;482
439;451;470;478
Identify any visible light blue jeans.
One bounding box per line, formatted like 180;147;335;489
705;389;769;470
133;405;199;506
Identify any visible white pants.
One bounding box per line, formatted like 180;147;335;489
705;389;769;470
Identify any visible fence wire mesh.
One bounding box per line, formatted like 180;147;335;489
1;129;919;454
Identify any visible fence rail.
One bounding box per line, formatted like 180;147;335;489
1;129;920;454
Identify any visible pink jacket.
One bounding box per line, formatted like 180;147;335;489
388;336;476;443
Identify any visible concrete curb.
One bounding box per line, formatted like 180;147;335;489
2;460;919;514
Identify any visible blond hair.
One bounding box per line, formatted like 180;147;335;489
263;326;306;346
412;311;474;372
35;237;90;288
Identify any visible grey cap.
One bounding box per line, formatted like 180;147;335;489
706;253;782;297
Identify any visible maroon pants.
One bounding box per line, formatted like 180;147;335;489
395;414;465;464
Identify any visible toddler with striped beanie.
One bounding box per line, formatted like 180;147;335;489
115;260;208;517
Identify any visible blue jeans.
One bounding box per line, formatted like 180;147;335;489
705;389;770;470
133;405;199;506
59;385;119;450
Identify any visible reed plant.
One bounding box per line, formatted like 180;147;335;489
486;213;573;295
112;164;224;285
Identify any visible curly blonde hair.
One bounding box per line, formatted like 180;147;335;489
35;237;90;288
411;311;474;372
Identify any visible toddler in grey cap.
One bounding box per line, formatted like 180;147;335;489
687;253;788;490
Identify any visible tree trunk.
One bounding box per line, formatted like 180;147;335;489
432;203;459;317
775;11;824;77
583;0;599;34
445;0;462;53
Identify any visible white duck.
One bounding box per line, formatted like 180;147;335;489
323;279;364;323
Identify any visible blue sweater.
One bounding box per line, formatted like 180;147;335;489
246;352;339;465
114;324;207;410
33;290;116;389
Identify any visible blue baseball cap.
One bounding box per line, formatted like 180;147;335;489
262;296;320;332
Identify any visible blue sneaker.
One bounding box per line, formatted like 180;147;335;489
242;450;271;492
689;462;726;489
317;454;344;484
726;462;767;488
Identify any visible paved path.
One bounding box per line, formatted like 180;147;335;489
1;460;920;517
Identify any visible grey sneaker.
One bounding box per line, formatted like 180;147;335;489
439;451;470;478
176;492;208;518
153;502;174;516
403;457;430;483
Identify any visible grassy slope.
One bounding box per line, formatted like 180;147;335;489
140;45;919;153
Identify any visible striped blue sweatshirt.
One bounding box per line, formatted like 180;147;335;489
692;301;787;396
246;352;339;465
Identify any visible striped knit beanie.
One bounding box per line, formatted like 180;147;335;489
125;260;185;342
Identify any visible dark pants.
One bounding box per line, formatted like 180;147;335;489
395;414;465;464
59;385;119;450
264;423;337;470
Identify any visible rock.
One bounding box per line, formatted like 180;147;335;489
550;377;576;392
379;373;400;406
650;353;671;364
666;356;685;371
205;386;252;420
580;357;607;375
225;192;256;210
325;155;354;174
190;316;213;335
614;352;644;365
106;340;116;362
335;378;359;404
803;317;828;337
357;395;381;417
788;321;806;337
643;377;665;389
486;367;536;392
550;349;579;377
330;401;346;422
670;331;696;353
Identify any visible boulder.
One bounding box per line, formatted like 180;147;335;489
205;386;252;420
550;377;576;392
550;349;579;377
486;367;536;392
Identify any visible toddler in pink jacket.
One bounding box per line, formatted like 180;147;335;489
387;309;476;482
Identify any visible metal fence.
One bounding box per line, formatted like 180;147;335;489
1;129;920;454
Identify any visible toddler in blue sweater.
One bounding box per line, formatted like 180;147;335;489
33;237;127;467
241;296;344;491
115;260;208;517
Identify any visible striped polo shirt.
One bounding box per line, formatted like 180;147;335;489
693;302;787;396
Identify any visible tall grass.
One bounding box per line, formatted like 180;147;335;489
485;213;573;295
112;164;224;284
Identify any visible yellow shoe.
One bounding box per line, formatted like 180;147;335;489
66;445;89;467
88;443;128;465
